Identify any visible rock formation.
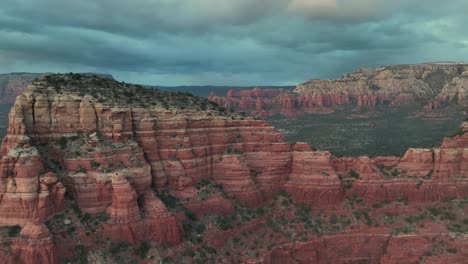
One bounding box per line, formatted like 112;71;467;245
209;62;468;117
0;73;114;105
264;232;468;264
0;73;466;263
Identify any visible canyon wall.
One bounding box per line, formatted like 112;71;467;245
0;74;466;263
209;63;468;117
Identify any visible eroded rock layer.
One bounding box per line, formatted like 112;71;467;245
0;74;466;263
209;63;468;117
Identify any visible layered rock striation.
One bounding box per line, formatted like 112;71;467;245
0;73;466;263
209;63;468;117
264;231;468;264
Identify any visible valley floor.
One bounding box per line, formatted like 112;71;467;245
267;105;465;157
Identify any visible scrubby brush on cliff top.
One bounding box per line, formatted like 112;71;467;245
30;73;250;118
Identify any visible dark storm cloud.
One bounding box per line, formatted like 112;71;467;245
0;0;467;85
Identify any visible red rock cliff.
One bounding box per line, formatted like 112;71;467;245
0;74;466;263
209;63;468;117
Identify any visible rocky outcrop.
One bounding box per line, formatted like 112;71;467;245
263;232;389;264
284;144;342;206
1;74;467;211
107;174;141;223
103;191;182;244
0;74;292;243
433;74;468;107
396;133;468;180
209;63;468;117
8;223;58;264
209;88;292;117
285;129;468;206
0;145;65;226
264;232;468;264
0;73;466;263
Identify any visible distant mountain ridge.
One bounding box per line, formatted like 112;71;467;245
156;85;295;97
209;62;468;117
0;72;294;104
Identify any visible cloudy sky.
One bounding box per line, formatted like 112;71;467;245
1;0;467;86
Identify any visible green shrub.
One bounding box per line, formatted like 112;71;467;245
215;216;234;230
7;225;21;237
134;241;150;259
74;244;88;264
96;213;109;222
196;179;212;189
225;146;242;155
183;248;195;257
58;137;68;149
416;181;423;189
137;195;144;208
70;136;80;142
329;215;338;224
425;169;434;179
392;224;416;235
428;207;441;217
276;189;289;198
157;192;181;211
447;248;458;254
195;224;206;234
185;210;197;221
353;209;372;225
372;200;390;209
78;166;87;174
81;213;91;223
256;208;265;216
90;160;101;169
162;256;173;263
110;242;129;255
183;220;193;234
349;170;360;179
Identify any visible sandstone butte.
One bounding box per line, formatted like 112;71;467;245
209;62;468;117
0;73;466;263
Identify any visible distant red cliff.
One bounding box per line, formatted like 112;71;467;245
209;63;468;117
0;73;45;105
